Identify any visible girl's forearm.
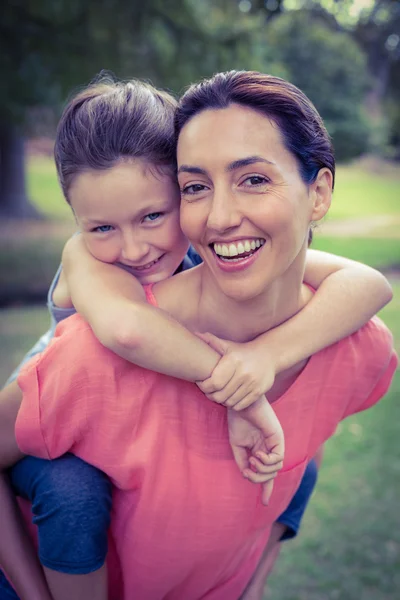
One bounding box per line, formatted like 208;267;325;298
102;301;219;382
254;268;392;374
0;473;53;600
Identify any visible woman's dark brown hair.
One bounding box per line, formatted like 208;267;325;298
176;70;335;189
55;78;177;203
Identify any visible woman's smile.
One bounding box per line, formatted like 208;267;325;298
210;238;266;272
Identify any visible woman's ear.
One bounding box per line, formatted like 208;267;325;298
310;168;332;222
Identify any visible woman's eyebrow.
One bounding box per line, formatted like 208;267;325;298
177;165;208;176
177;156;274;176
226;156;275;171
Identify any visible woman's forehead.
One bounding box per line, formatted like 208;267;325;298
177;105;289;170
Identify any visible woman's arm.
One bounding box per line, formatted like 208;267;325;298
197;250;393;409
0;382;54;600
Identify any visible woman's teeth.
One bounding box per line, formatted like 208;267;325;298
213;239;265;259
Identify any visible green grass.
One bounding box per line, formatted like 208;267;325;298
328;165;400;220
27;156;70;219
312;236;400;269
0;308;50;387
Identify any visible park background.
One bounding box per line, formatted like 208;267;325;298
0;0;399;598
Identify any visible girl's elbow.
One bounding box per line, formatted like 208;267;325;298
97;321;143;354
375;271;393;306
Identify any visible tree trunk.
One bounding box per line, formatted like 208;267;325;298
0;122;42;219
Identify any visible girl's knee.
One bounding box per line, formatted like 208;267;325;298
31;455;112;528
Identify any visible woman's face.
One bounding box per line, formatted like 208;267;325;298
177;104;330;301
69;160;189;284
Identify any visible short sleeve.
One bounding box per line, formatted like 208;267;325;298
16;314;125;460
47;263;77;325
342;317;397;419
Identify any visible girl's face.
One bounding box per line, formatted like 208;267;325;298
69;160;189;284
177;104;330;301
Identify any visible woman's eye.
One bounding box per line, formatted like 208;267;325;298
181;183;207;196
242;175;269;187
92;225;113;233
143;212;162;222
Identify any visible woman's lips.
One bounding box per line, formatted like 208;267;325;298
210;242;264;273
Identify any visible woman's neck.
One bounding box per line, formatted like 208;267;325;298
195;255;309;343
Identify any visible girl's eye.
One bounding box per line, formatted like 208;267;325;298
242;175;269;187
181;183;208;196
143;212;162;222
92;225;114;233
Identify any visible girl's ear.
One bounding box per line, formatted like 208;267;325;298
310;168;332;222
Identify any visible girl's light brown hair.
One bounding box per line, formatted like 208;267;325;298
54;77;177;203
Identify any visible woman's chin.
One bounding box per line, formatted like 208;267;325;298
214;276;270;303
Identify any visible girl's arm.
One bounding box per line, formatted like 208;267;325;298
61;235;218;382
271;249;392;371
0;381;53;600
197;250;393;409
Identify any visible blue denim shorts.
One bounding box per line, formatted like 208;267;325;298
9;454;112;573
277;458;318;540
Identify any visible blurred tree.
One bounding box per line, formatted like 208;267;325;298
0;0;290;219
263;9;371;160
0;0;208;218
353;0;400;156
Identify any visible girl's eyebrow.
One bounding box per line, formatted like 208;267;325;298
80;217;111;226
177;156;275;176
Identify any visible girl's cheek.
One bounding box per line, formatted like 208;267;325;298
83;237;120;264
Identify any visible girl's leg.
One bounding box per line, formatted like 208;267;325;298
0;473;52;600
9;454;112;600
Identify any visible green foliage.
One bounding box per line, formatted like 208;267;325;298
263;9;372;160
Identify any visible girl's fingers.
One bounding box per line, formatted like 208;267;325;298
197;364;235;396
243;469;278;484
232;395;256;411
220;383;251;407
262;479;275;505
255;451;284;466
249;456;283;474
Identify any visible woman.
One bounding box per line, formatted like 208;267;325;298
2;71;397;599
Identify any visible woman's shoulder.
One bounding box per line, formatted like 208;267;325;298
336;316;395;371
312;316;397;419
151;267;201;320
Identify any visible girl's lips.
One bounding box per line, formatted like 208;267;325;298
211;244;264;273
123;254;166;276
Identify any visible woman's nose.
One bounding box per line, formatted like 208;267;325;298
206;188;242;233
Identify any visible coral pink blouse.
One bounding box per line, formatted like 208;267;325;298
16;288;397;599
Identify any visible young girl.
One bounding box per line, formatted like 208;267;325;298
0;77;392;600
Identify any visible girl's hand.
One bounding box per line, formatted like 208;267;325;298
196;333;276;410
227;398;284;505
